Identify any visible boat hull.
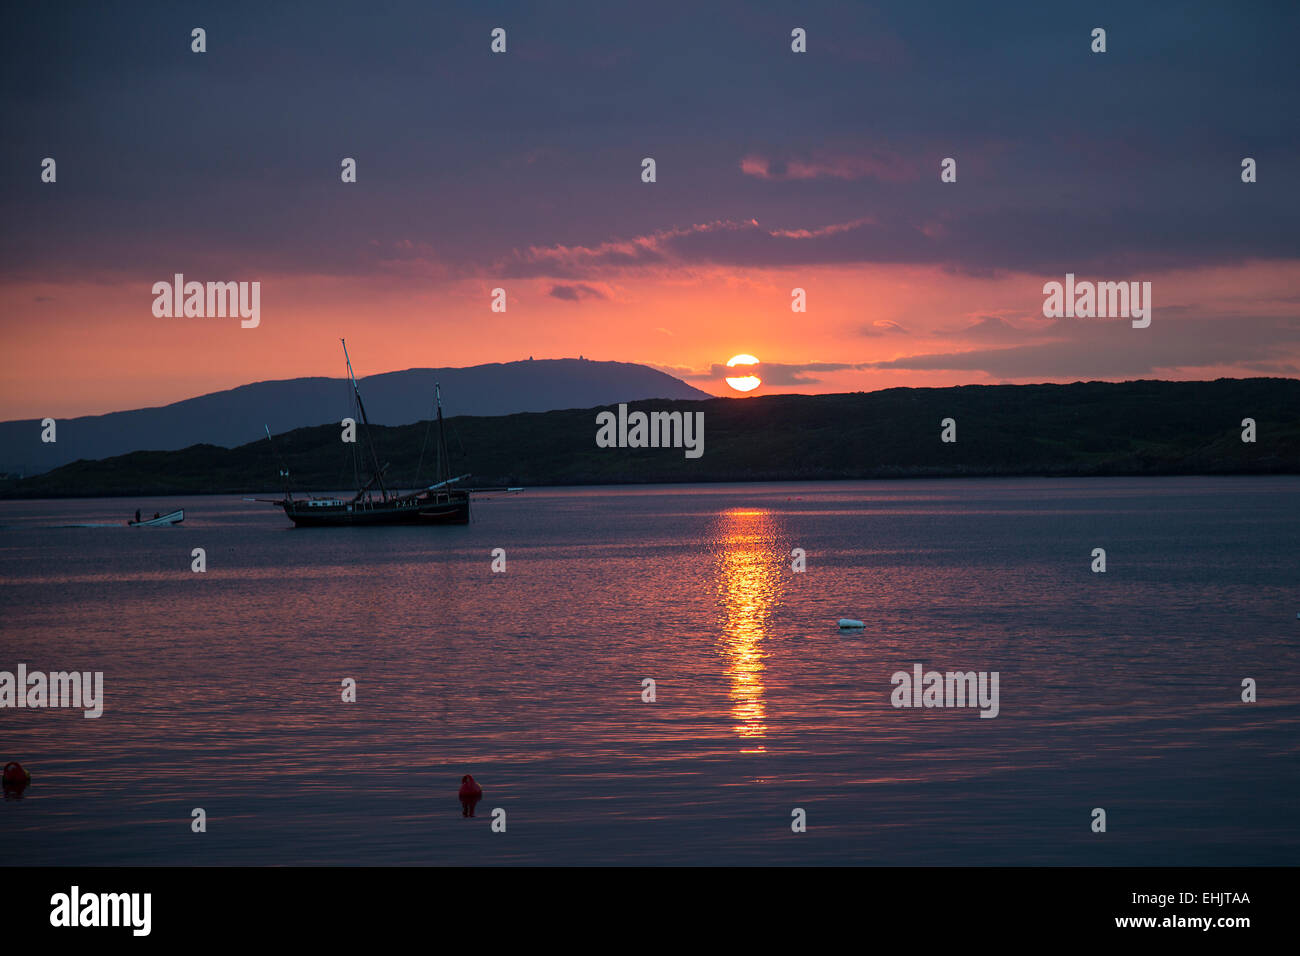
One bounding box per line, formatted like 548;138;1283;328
128;509;184;527
281;496;469;527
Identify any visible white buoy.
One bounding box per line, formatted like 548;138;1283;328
838;618;865;629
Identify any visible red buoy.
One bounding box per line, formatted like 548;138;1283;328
458;774;483;817
3;762;30;786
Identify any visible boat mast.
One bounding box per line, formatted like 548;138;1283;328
341;338;388;502
435;383;451;485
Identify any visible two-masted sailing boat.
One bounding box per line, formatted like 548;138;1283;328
261;340;500;527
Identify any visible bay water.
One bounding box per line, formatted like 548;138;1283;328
2;477;1296;865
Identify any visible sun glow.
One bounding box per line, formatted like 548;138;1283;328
725;354;761;393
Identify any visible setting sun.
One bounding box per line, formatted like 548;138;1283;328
725;354;761;393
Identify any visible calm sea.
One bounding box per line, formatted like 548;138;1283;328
2;478;1297;865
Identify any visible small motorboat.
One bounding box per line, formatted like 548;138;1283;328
128;509;184;527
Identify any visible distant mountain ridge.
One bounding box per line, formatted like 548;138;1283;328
0;359;709;475
3;378;1296;499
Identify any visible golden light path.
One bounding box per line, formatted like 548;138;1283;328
715;507;784;752
725;353;761;393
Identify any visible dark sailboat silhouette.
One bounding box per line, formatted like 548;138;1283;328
260;340;515;527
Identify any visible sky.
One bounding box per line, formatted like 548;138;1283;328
1;0;1298;418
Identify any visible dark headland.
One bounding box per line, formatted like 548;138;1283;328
0;357;709;475
2;378;1296;499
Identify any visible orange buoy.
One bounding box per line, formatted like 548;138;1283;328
3;762;31;786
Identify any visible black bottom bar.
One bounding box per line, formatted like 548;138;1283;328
2;866;1279;941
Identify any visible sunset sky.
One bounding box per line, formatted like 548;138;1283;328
2;0;1297;419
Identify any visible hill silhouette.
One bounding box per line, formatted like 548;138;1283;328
2;378;1295;499
0;358;709;475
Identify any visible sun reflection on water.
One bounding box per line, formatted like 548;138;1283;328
714;508;785;752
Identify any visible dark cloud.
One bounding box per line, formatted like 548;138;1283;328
548;283;606;301
704;361;868;386
860;319;910;336
867;315;1300;379
0;1;1296;283
655;207;1300;277
938;315;1041;341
